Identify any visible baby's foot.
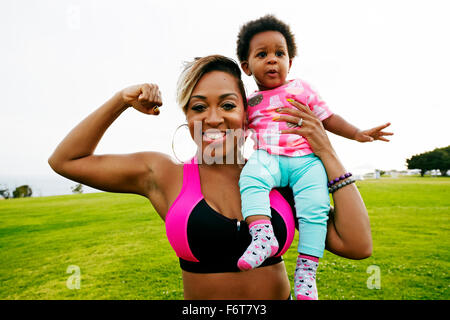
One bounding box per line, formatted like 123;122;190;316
237;220;279;271
294;254;319;300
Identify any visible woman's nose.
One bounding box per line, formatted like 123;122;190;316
204;108;224;127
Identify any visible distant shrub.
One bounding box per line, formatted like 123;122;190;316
12;185;33;198
0;185;10;199
71;183;84;194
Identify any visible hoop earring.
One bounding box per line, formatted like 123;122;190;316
171;123;195;163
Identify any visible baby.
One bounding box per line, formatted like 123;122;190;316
235;15;392;300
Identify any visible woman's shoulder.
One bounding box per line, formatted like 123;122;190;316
139;152;184;218
146;151;182;174
133;151;181;170
136;151;183;191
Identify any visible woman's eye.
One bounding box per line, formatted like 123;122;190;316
222;103;236;110
191;104;206;112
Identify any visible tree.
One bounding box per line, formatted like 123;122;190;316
407;146;450;176
12;185;32;198
431;147;450;176
0;185;10;199
407;152;430;176
71;183;83;194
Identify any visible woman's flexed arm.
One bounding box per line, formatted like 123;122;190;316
48;84;168;197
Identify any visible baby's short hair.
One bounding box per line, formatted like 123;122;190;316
236;14;297;63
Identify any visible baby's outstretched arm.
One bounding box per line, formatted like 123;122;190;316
322;114;393;142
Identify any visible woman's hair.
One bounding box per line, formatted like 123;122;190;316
236;14;297;63
176;55;247;113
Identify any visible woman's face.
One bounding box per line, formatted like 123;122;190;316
185;71;246;164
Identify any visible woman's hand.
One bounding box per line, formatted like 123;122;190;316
274;98;334;159
120;83;163;115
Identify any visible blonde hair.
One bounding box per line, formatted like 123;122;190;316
176;55;247;114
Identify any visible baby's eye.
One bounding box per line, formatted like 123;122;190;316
257;51;267;58
222;103;236;110
276;51;285;57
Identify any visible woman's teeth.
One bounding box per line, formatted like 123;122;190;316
203;131;225;141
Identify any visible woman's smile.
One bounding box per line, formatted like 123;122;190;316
203;129;227;143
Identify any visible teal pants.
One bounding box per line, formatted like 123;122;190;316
239;150;330;258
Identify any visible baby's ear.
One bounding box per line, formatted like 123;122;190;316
240;61;252;76
288;59;293;71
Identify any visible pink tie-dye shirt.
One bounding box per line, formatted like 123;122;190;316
247;79;333;157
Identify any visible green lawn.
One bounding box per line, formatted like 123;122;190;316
0;177;449;300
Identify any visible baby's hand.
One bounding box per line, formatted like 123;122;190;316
355;122;393;142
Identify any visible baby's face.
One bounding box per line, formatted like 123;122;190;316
243;31;292;91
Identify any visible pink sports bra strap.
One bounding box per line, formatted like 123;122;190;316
185;157;202;196
165;157;203;262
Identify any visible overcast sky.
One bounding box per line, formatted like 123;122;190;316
1;0;449;179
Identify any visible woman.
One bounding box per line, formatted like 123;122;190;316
48;55;371;300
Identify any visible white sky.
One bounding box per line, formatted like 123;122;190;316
1;0;450;178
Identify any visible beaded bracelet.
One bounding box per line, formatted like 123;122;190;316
328;178;356;194
328;172;352;187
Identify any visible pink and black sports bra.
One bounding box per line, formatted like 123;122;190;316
165;158;295;273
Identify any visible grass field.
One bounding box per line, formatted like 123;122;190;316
0;177;449;300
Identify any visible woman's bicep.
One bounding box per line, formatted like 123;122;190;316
50;151;168;196
325;192;373;260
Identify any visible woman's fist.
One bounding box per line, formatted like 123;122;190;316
120;83;162;115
